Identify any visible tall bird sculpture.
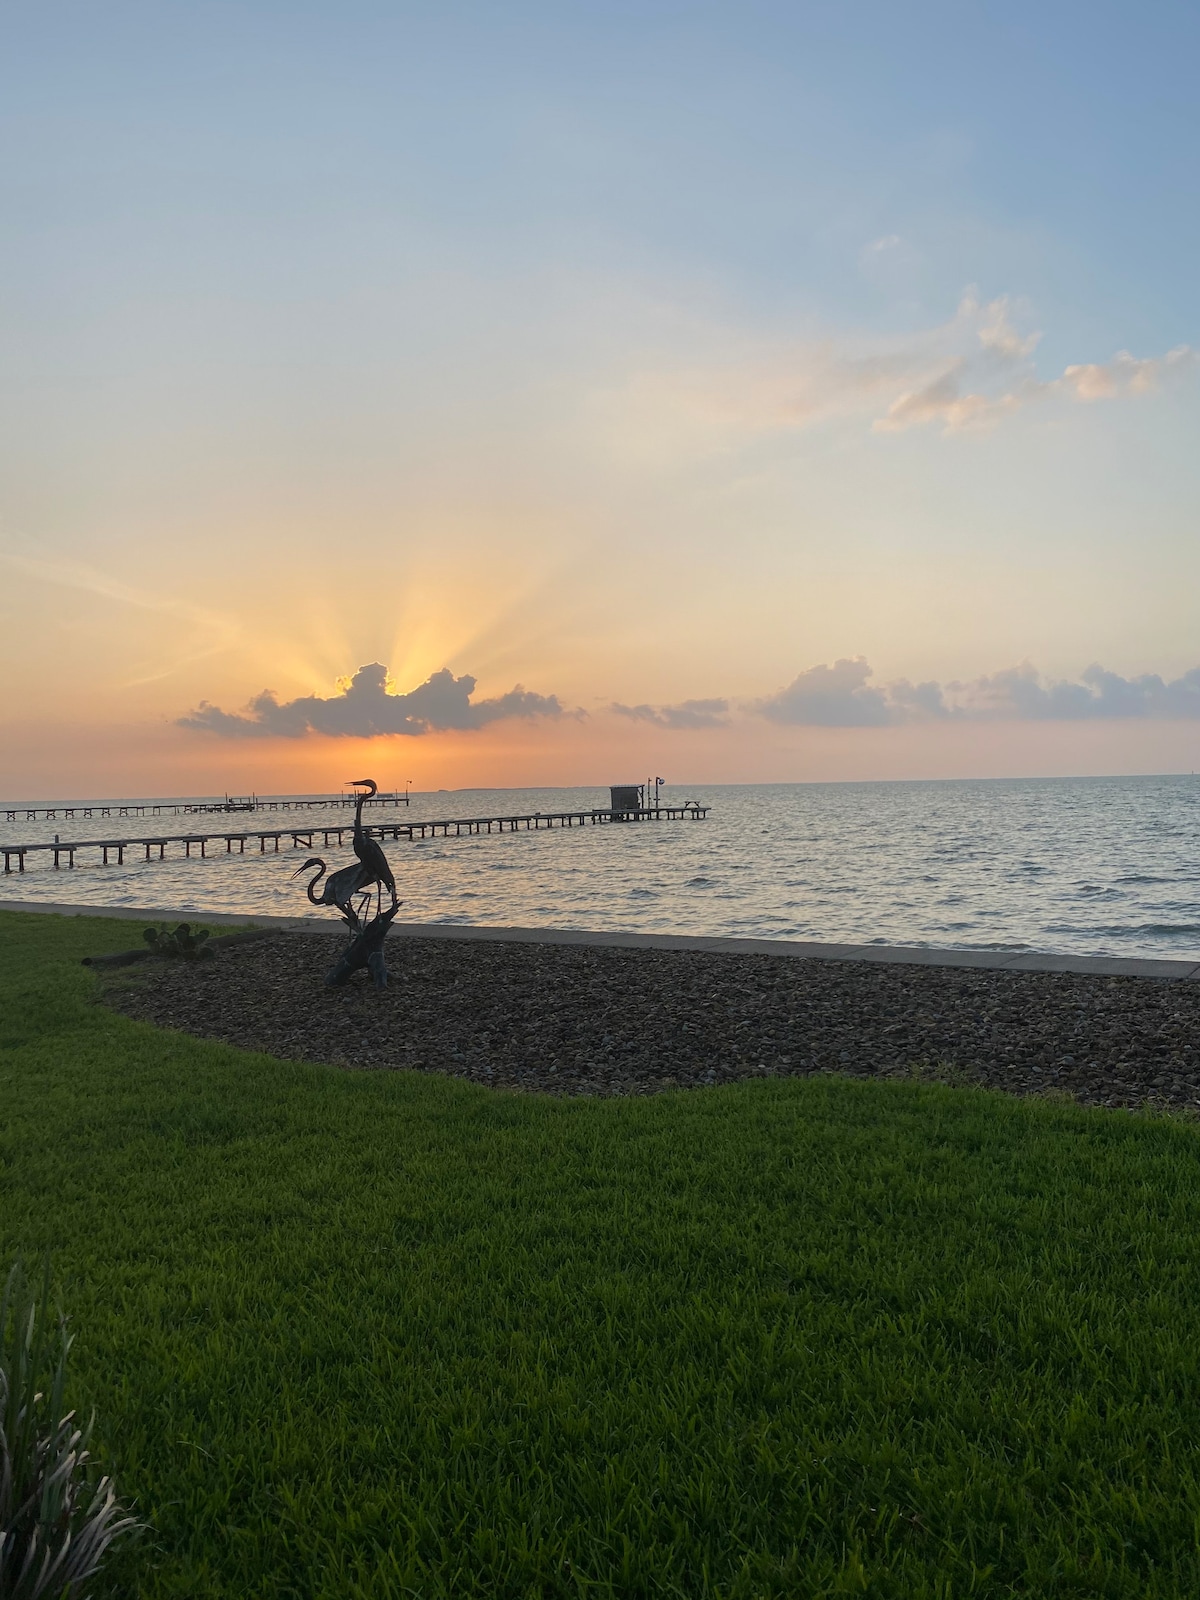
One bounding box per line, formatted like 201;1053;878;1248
291;856;370;924
348;777;398;911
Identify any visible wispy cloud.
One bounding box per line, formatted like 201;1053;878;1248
611;697;730;730
0;543;241;682
876;313;1197;435
601;293;1196;455
180;661;568;738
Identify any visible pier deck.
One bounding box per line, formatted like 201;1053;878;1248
1;803;709;873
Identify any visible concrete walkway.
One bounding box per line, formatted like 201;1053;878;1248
3;897;1199;981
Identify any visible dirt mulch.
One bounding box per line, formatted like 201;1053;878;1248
98;930;1200;1111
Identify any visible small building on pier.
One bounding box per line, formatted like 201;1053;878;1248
609;785;643;815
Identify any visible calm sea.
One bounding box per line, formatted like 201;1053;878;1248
3;776;1200;958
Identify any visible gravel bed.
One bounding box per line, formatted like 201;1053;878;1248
102;931;1200;1110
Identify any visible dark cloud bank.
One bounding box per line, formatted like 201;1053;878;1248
758;658;1200;726
180;657;1200;741
626;659;1200;732
180;663;564;738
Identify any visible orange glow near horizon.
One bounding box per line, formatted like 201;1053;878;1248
5;707;1200;806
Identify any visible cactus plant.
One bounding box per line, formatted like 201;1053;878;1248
142;922;212;960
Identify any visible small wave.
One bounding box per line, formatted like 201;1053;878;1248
1042;921;1200;939
964;941;1033;951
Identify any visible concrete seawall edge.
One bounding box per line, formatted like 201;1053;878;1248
2;898;1198;982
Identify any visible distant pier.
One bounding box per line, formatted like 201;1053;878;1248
2;791;411;825
1;802;709;873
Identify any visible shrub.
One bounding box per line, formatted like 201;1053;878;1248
142;923;211;960
0;1262;138;1598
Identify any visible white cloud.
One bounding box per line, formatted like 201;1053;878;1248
976;295;1041;361
1059;345;1197;402
873;361;1034;434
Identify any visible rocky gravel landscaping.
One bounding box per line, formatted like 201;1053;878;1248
104;930;1200;1110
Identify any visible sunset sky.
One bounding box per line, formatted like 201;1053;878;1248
2;1;1198;798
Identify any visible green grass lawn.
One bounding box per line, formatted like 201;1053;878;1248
4;909;1200;1597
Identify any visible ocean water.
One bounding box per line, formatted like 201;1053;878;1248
3;776;1200;958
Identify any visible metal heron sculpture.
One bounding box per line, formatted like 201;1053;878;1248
347;776;399;912
293;776;400;990
291;855;371;924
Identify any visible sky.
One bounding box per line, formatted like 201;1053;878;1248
2;0;1198;798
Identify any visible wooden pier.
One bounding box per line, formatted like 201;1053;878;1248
2;791;411;824
1;803;709;873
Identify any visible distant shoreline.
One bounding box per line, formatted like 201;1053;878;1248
3;771;1200;810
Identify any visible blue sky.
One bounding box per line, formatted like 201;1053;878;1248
7;0;1195;337
2;1;1198;791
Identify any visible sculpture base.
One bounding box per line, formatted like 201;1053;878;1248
325;905;398;990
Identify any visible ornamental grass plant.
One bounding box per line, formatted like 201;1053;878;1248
0;1261;138;1599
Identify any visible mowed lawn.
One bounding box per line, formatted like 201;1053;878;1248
4;911;1200;1597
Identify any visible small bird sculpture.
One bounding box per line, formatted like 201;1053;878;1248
347;777;398;911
